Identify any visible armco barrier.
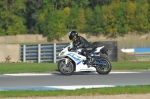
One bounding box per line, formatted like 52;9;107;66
20;41;118;63
20;43;69;63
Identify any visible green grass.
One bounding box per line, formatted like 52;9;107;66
0;85;150;98
0;61;150;74
0;63;57;74
111;61;150;70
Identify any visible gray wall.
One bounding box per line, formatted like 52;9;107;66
0;44;20;62
0;34;47;44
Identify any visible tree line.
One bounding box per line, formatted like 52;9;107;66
0;0;150;41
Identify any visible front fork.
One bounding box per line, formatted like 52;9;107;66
65;58;69;64
62;58;70;71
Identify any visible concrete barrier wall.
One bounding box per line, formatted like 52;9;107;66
0;44;20;62
1;33;150;49
121;48;150;53
0;34;47;44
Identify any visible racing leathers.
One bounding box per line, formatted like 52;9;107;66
71;36;94;67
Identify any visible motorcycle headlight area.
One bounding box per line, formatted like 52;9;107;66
60;51;65;55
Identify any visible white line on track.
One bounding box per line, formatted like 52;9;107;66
0;84;141;91
0;85;116;91
3;73;53;76
110;72;141;74
44;85;116;90
2;71;141;76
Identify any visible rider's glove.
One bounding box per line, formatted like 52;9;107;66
68;47;76;51
76;46;80;49
68;47;72;51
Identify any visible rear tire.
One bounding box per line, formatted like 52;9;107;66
58;59;74;75
95;57;111;75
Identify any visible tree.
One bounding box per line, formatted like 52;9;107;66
1;0;150;38
102;2;117;35
38;10;67;41
66;7;78;30
84;8;93;34
84;6;105;35
126;0;137;32
0;0;27;35
63;7;71;29
134;0;149;33
89;0;111;8
77;8;86;32
58;0;89;9
24;0;47;34
113;0;127;35
92;5;105;35
50;10;67;40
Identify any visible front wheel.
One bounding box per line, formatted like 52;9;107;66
95;57;111;75
58;59;75;75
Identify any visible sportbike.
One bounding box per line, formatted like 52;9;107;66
57;43;112;75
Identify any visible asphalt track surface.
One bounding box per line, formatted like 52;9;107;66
0;71;150;90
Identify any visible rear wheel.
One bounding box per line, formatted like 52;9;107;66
95;57;111;75
58;59;74;75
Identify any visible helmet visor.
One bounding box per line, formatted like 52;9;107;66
72;35;76;41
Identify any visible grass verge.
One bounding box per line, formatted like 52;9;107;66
0;85;150;98
0;63;57;74
0;61;150;74
112;61;150;70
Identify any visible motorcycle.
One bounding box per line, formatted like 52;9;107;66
57;43;112;75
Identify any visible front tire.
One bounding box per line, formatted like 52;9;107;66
58;59;74;75
95;57;111;75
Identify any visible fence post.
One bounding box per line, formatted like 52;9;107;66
23;45;26;62
38;44;41;63
53;43;56;63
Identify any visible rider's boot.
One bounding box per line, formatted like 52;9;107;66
87;55;92;68
82;58;90;68
82;60;86;64
82;53;92;68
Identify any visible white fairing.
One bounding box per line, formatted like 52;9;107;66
95;46;104;53
58;45;105;72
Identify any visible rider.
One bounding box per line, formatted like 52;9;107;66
68;30;95;67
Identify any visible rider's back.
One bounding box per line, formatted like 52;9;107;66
73;36;91;48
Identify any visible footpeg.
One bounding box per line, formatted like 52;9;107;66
82;60;86;64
